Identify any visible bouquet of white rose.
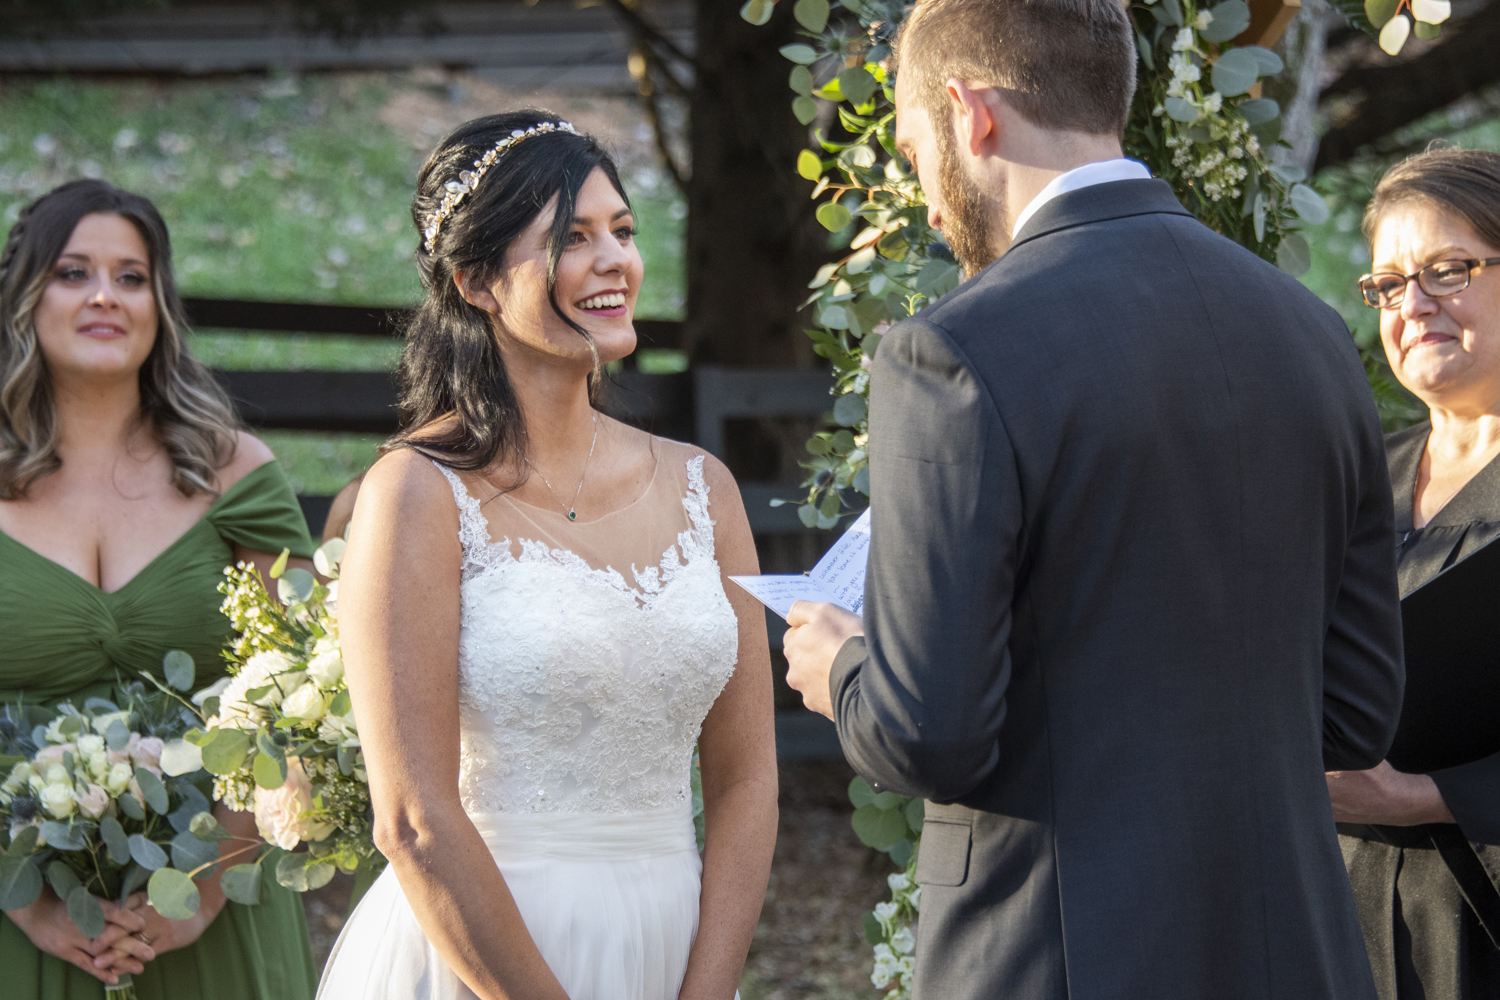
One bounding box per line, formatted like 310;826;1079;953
172;540;377;893
0;676;261;998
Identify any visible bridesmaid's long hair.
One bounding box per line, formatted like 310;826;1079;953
0;180;239;500
389;110;630;473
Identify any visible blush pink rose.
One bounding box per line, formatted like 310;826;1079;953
127;735;164;773
74;783;109;819
32;744;72;768
253;760;336;850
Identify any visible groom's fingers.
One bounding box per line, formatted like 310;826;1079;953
787;600;816;626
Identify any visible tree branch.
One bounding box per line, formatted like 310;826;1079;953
1315;0;1500;170
600;0;696;76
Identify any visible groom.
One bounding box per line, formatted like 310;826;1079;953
783;0;1406;997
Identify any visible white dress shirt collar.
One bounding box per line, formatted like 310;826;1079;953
1010;158;1152;240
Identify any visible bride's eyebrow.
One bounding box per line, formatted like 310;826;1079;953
571;209;635;225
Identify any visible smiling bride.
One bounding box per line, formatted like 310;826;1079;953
316;112;778;1000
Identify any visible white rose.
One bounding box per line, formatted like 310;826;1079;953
282;683;327;721
105;761;134;797
2;762;32;795
76;734;105;756
42;717;70;744
38;782;77;819
90;711;132;736
87;751;110;781
306;651;344;689
44;763;71;786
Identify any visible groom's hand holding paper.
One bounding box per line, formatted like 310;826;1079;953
730;509;872;719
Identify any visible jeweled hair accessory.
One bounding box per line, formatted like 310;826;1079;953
421;120;580;253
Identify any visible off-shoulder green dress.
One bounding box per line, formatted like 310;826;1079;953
0;460;319;1000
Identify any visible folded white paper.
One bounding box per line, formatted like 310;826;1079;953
730;508;871;620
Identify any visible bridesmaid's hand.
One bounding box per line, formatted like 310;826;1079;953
4;887;143;985
1326;760;1457;825
88;889;216;971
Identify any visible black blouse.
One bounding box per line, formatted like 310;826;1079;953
1384;422;1500;846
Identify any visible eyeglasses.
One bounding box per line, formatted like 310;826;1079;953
1358;257;1500;309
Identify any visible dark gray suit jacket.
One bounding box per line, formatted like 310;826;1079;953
829;179;1405;1000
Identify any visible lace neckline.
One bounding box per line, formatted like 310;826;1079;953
432;454;717;611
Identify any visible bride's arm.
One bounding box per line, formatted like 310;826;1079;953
340;450;569;1000
679;455;779;1000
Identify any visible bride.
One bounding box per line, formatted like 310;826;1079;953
318;111;778;999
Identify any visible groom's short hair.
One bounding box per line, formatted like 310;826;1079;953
896;0;1137;137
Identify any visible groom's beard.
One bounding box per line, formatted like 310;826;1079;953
934;118;1008;277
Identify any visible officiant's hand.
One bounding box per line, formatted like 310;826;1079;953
784;601;864;719
1326;760;1456;826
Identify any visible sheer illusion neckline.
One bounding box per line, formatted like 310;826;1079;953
0;460;277;597
484;443;662;526
433;449;717;611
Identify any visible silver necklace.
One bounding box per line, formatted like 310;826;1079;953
524;411;598;522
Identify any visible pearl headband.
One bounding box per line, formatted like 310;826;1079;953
422;120;581;253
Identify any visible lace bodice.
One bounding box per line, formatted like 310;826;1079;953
433;450;739;815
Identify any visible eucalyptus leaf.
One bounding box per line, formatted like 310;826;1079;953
39;820;87;851
871;790;903;810
220;863;263;906
1365;0;1399;27
888;838;914;867
1211;48;1261;97
1276;233;1312;276
171;829;221;875
190;811;234;843
797;502;820;529
120;861;150;898
147;867;200;919
851;804;910;850
789;65;814;97
779;43;818;64
1199;0;1251;41
1251;114;1282;147
832;393;867;427
47;860;82;902
160;739;204;777
816;202;851;232
796;149;822;181
1253;192;1267;243
1238;97;1280;125
118;791;145;821
337;743;357;777
269;548;289;579
128;834;168;871
864;910;884;945
275;853;336;892
852;466;871;495
100;816;131;865
168;784;212;834
1244;46;1284;75
328;691;352;718
792;96;819;125
1269;162;1306;184
1413;18;1441;38
1290;183;1330;225
904;796;926;833
104;719;131;752
200;728;251;775
838;67;878;107
1160;0;1184;25
253;748;288;790
838;144;876;170
134;767;169;814
1135;30;1155;70
200;696;221;720
819;304;849;330
0;852;43;911
66;885;105;938
278;568;315;605
846;246;877;274
848;776;876;809
793;0;830;32
162;650;195;692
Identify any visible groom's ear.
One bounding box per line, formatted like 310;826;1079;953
453;271;501;316
945;78;1000;157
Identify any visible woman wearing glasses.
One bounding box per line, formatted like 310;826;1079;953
1332;147;1500;1000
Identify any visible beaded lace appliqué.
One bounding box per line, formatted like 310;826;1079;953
433;457;739;815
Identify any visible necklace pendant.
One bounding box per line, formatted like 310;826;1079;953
568;509;577;521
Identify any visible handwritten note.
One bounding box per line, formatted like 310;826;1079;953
731;509;871;620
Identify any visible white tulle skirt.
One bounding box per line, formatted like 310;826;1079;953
317;805;702;1000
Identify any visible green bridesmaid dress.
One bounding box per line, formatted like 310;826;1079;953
0;460;319;1000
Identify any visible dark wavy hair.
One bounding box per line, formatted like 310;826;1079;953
388;109;630;473
0;179;239;500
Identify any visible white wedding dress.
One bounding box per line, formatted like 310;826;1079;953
318;442;740;1000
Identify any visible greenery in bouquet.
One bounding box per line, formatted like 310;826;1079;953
0;679;256;997
190;539;379;892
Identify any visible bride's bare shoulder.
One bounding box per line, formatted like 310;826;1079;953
353;448;462;530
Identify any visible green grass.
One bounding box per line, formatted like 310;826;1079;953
1;74;686;492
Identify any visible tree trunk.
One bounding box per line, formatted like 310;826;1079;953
1264;0;1337;177
684;0;827;369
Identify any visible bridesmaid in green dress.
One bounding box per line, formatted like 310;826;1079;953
0;180;318;998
